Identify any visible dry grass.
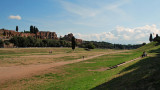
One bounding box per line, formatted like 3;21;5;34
0;48;112;67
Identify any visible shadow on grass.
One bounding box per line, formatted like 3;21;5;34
149;48;160;53
92;53;160;90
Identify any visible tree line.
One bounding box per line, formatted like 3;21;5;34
79;41;143;49
0;36;143;49
8;36;72;47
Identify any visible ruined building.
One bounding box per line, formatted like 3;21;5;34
0;29;58;40
36;31;58;39
0;29;83;44
63;33;83;44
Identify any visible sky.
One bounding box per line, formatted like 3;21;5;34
1;0;160;44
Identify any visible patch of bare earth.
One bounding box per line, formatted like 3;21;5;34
84;62;96;63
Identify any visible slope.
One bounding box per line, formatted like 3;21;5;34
92;42;160;90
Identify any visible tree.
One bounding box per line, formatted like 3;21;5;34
33;26;36;34
156;34;159;38
85;42;95;49
30;25;34;33
0;40;4;47
4;40;10;45
3;31;6;36
9;36;18;46
149;33;153;42
154;34;159;41
27;36;37;47
72;36;76;51
35;27;39;34
42;39;49;47
16;26;18;32
142;43;146;46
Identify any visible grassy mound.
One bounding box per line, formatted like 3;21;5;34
93;42;160;89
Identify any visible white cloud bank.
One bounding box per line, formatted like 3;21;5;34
74;24;160;44
9;15;21;20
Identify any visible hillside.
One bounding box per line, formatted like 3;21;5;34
92;42;160;90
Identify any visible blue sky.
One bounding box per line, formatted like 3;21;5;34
1;0;160;44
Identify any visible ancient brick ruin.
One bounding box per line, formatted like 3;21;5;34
64;33;83;44
0;29;83;44
0;29;58;40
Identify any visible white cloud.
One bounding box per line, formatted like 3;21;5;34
74;32;117;41
74;24;160;44
9;15;21;20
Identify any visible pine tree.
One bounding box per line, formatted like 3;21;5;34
16;26;18;32
149;33;153;42
72;36;76;51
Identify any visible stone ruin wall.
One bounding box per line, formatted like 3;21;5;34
0;29;83;44
63;33;83;44
0;29;58;40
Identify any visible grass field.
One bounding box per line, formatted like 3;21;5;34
0;48;114;67
1;42;160;90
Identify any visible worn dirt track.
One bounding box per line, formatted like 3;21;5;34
0;50;127;84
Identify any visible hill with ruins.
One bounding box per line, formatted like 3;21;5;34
0;29;83;44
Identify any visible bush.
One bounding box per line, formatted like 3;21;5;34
4;40;10;45
85;42;95;49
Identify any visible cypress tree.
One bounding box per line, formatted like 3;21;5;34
149;33;153;42
72;36;76;51
30;25;33;33
156;34;159;38
16;26;18;32
35;27;39;34
33;26;36;34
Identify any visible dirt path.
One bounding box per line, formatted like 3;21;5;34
0;50;127;84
